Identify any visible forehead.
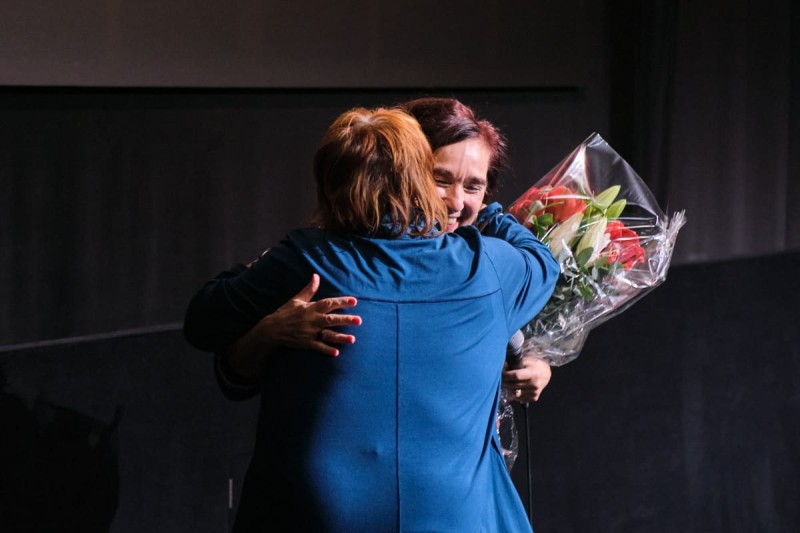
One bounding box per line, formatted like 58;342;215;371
433;138;491;182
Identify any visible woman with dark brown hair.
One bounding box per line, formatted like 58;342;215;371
215;98;553;405
184;106;558;531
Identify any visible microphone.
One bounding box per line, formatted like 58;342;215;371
506;329;525;370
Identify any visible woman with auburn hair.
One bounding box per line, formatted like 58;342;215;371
213;98;553;406
309;107;446;238
184;106;558;531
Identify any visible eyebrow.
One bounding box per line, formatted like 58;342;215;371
465;176;488;186
433;167;454;178
433;167;488;186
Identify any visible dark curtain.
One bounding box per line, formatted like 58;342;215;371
3;2;798;348
605;0;800;265
3;252;797;533
2;1;799;531
522;250;800;532
0;88;605;347
0;329;259;533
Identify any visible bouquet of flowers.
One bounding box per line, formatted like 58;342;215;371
508;133;686;366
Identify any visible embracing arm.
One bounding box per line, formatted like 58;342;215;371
477;202;546;251
184;263;362;400
183;232;367;401
476;202;558;401
217;272;361;381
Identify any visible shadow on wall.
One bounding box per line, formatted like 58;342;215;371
1;366;122;533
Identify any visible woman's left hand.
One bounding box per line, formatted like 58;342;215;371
502;356;552;403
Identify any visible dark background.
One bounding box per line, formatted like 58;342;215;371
1;1;798;532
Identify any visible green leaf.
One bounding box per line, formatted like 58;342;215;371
595;263;611;277
594;185;621;209
538;213;553;227
605;199;627;219
575;246;593;267
578;284;594;301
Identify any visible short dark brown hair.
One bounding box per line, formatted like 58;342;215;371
311;107;447;238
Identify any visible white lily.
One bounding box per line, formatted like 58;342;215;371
545;211;584;258
575;217;609;266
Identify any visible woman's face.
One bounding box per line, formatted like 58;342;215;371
433;138;491;232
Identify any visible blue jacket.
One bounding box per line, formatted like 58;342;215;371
184;205;558;532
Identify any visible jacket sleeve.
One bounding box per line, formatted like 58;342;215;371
182;240;308;354
182;262;259;353
183;263;263;399
472;202;560;335
213;351;261;401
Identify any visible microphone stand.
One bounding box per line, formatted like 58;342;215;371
521;400;533;527
504;329;536;526
505;330;534;526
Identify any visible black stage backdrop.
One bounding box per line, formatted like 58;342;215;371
0;87;606;347
3;0;799;348
2;250;798;532
2;1;799;531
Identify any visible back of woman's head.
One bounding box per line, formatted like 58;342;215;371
398;97;508;198
311;107;447;237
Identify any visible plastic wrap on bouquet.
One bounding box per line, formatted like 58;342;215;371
497;390;518;472
509;133;686;366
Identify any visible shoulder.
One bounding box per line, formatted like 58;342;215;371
475;202;504;227
260;227;331;260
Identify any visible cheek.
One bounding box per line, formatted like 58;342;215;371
461;196;483;225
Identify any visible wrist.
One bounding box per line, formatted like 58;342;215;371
217;348;261;385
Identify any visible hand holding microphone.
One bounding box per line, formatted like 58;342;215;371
505;329;526;370
505;329;526;402
504;330;552;403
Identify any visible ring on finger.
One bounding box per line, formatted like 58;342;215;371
317;329;325;341
514;388;522;398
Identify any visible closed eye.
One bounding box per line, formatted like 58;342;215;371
434;169;454;187
465;179;487;194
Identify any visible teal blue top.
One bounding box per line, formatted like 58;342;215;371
183;203;558;532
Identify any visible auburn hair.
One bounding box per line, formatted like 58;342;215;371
311;107;447;238
398;97;509;198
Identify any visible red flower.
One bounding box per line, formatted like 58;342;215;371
512;185;586;225
602;220;645;269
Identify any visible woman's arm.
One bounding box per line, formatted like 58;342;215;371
212;273;362;399
477;202;556;401
501;356;552;403
220;273;361;376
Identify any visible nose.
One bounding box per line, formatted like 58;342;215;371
445;185;464;212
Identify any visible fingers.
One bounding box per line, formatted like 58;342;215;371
503;368;546;403
316;295;362;327
503;359;551;389
507;385;529;401
294;273;321;303
311;311;360;355
322;312;362;328
317;295;359;314
317;329;356;346
312;328;357;358
287;273;362;356
297;273;360;315
504;385;540;403
311;341;341;358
